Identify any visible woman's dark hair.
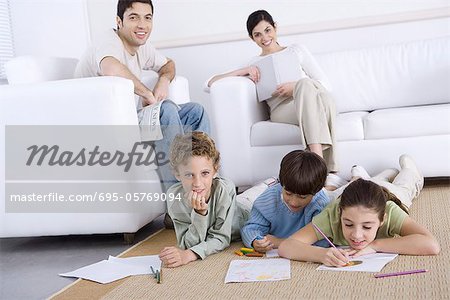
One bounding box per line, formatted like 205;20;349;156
246;10;275;38
278;150;327;196
340;179;409;222
117;0;153;21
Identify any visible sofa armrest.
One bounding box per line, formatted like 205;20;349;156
0;76;138;125
208;76;269;184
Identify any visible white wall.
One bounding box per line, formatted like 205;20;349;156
87;0;450;46
9;0;90;58
8;0;449;59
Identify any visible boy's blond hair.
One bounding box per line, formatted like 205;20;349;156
169;131;220;173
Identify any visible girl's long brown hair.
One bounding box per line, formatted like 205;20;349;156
340;179;408;221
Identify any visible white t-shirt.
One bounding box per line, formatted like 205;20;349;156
74;29;167;79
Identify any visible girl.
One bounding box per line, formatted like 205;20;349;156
278;160;440;267
208;10;340;189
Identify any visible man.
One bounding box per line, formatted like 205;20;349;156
75;0;210;227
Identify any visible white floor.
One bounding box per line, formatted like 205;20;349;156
0;215;164;300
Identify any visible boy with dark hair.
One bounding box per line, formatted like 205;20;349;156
240;150;330;252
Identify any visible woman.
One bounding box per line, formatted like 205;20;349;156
208;10;341;189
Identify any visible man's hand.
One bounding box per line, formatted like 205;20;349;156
141;90;157;106
159;247;197;268
153;76;170;102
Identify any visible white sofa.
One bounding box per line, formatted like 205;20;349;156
0;56;190;238
208;37;450;187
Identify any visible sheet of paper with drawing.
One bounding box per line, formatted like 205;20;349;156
316;252;398;272
252;49;301;102
225;258;290;283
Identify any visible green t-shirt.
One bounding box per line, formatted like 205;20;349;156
312;198;408;246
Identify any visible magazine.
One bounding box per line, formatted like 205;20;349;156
252;49;301;101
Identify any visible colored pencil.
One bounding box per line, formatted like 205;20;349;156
374;269;428;278
245;252;264;257
312;223;338;250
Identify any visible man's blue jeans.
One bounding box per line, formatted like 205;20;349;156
154;101;210;192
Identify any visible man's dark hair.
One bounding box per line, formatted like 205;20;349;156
278;150;327;196
117;0;153;21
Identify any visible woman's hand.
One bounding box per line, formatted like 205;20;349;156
159;247;197;268
245;66;260;83
272;82;296;98
322;247;350;267
186;191;208;216
346;245;377;257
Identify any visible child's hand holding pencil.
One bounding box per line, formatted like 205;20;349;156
312;223;350;267
323;247;351;267
252;235;274;253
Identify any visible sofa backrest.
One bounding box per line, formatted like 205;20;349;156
5;56;79;85
316;37;450;113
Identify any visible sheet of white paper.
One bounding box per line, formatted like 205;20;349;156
59;260;140;284
59;255;162;284
316;253;398;272
265;249;279;258
225;258;290;283
108;255;162;275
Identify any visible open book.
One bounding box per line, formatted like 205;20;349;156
252;49;302;102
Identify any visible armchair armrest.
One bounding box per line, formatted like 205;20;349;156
141;71;190;105
0;76;137;125
208;76;269;185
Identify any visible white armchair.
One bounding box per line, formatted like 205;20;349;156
0;56;190;238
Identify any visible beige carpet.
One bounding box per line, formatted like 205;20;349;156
51;184;450;300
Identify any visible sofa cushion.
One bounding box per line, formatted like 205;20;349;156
335;111;368;141
364;104;450;140
316;37;450;113
251;111;366;147
251;121;300;147
5;56;78;85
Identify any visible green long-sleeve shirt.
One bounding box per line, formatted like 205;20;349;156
167;177;246;259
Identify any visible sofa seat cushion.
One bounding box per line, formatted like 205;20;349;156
364;103;450;140
251;121;300;146
251;111;367;147
335;111;368;141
